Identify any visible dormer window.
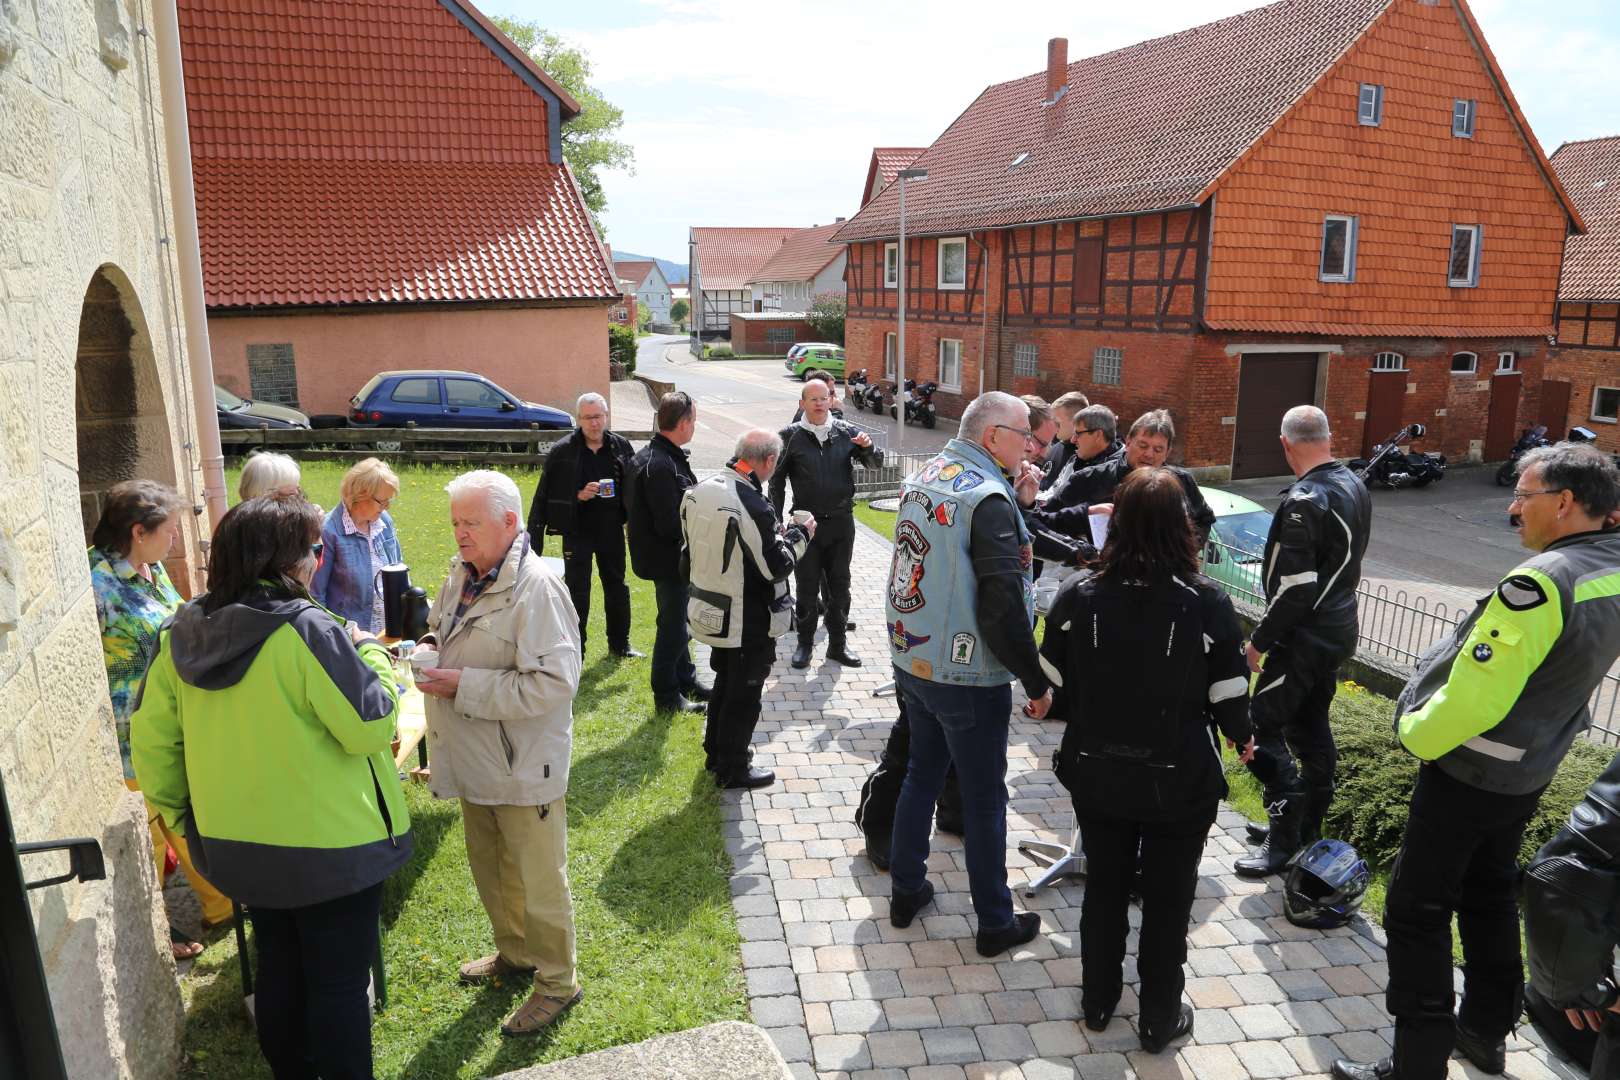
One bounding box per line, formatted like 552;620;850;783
1009;152;1031;169
1358;83;1384;126
1453;98;1476;138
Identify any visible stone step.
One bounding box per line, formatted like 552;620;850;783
488;1020;793;1080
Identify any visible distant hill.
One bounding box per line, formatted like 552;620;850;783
614;251;688;286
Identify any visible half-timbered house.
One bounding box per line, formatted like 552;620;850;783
1548;137;1620;452
833;0;1582;478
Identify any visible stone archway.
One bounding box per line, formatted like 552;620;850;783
73;266;191;589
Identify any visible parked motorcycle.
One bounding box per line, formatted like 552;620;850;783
887;378;939;428
846;369;871;412
1495;425;1553;486
1567;425;1620;470
1349;423;1446;488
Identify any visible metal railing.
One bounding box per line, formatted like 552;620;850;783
851;447;940;500
1205;536;1620;746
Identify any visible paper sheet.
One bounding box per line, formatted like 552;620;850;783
1089;511;1110;550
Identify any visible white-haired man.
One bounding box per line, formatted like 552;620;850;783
413;469;584;1037
525;392;640;658
1235;404;1371;878
684;429;813;788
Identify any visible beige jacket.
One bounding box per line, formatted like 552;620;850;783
424;538;581;807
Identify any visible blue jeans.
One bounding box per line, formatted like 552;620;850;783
890;669;1014;933
652;576;698;702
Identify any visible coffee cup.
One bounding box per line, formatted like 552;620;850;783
409;648;439;684
791;510;813;527
597;478;616;498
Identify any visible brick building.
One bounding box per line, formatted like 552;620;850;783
688;226;800;347
1549;136;1620;451
832;0;1582;479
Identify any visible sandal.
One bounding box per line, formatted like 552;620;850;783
170;927;204;960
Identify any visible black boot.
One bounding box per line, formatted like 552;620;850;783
826;642;862;667
791;642;813;669
864;831;891;871
1234;797;1302;878
1330;1058;1395;1080
1139;1004;1194;1053
1454;1024;1506;1075
1245;820;1269;845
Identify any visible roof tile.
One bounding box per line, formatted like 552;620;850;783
749;223;844;284
691;227;800;291
1553;136;1620;301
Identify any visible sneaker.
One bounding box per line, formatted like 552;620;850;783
458;953;534;985
501;986;584;1037
975;911;1041;957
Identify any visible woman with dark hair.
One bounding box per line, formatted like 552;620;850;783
1038;468;1255;1053
89;479;231;957
132;491;411;1080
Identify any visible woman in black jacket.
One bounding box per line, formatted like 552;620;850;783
1039;467;1254;1053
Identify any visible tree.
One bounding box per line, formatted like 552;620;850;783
492;17;633;235
807;292;846;345
670;298;689;330
609;324;637;373
637;303;652;333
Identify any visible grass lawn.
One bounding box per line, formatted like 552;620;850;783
852;499;895;539
180;461;746;1079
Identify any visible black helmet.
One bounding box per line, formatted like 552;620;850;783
1283;839;1370;929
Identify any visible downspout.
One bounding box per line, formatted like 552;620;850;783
152;1;228;529
971;232;990;398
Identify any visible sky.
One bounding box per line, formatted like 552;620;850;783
487;0;1620;265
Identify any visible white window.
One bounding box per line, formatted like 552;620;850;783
1497;351;1518;373
1449;225;1482;287
1593;386;1620;423
1013;342;1039;378
938;339;963;391
938;237;967;290
1093;346;1123;386
884;243;899;289
1373;351;1406;371
1320;215;1358;282
1453;98;1476;138
1358;83;1384;126
1450;351;1478;374
884;332;897;380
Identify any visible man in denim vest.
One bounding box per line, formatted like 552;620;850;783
885;391;1056;958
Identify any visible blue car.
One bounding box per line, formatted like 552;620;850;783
347;371;573;430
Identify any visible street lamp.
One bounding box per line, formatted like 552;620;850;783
895;167;927;450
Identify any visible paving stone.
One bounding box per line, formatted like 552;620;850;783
765;1024;812;1062
752;995;806;1028
1191;1008;1246;1045
1281;1034;1343;1073
996;960;1054;991
1324;995;1389;1031
866;943;918;970
1314;938;1372;966
805;1001;834;1036
1274;970;1335;1002
910;1067;971;1080
867;1030;927;1068
948;965;1004;994
742;940;793;968
1178;1043;1250;1080
851;970;906;1000
1319;965;1379;997
1331;1029;1393;1061
1072;1052;1131;1079
1028;1020;1088;1057
1229;973;1288;1005
801;972;854;1003
1083;1020;1144;1053
973;1023;1038;1060
1276;1000;1344;1036
964;1064;1028;1080
985;989;1045;1024
1035;986;1083;1021
913;940;966;967
920;1026;982;1066
900;967;956;997
850;1071;908;1080
1276;941;1330;971
1185;976;1243;1009
814;1033;874;1071
831;998;889;1034
749;966;800;997
885;996;943;1030
1187;948;1244;976
739;915;786;942
1231;1004;1296;1041
817;946;868;973
1123;1049;1195;1079
1231;1039;1299;1078
936;994;994;1027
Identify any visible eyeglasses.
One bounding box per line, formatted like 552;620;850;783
993;424;1037;444
367;495;393;509
310;541;324;560
1510;489;1561;503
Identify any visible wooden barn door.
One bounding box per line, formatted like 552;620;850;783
1539;380;1572;440
1362;372;1407;458
1485;373;1523;460
1232;353;1318;480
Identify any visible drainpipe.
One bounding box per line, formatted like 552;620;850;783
971;232;990;398
151;0;227;530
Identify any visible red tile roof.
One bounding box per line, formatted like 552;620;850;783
179;0;616;308
1553;136;1620;301
691;227;800;291
613;260;658;290
863;148;926;204
749;223;844;284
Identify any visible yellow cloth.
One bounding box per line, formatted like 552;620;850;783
125;778;233;926
461;797;578;998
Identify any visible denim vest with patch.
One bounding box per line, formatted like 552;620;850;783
885;438;1033;686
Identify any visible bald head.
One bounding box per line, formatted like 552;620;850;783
1279;405;1335;478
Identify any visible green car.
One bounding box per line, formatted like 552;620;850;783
786;345;846;380
1201;486;1273;611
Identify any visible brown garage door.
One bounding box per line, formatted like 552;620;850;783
1485;373;1522;461
1232;354;1319;480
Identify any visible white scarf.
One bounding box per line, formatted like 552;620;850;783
797;417;834;444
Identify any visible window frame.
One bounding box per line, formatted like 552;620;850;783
937;237;968;291
1449;224;1482;288
1592;385;1620;424
1496;351;1519;374
1449;351;1478;375
938;338;963;392
883;243;899;289
1372;351;1406;372
1092;345;1123;386
1452;98;1476;138
1013;342;1039;378
446;377;510;410
390;376;443;405
1319;214;1358;283
884;332;897;380
1358;83;1384;126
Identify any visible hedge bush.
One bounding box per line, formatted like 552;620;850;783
609;324;637;373
1320;681;1614;871
707;344;734;359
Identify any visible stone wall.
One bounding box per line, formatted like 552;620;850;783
0;0;199;1074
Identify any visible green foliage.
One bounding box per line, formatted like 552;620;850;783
609;324;637;372
669;298;689;326
706;344;734;360
491;17;634;235
806;292;846;345
636;303;652;333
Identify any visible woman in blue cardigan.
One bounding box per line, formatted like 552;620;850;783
312;457;402;631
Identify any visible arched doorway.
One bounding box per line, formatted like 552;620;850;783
73;266;192;590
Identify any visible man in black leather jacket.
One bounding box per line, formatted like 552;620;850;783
1234;406;1371;878
770;378;881;668
1038;391;1091;490
525;393;639;657
1524;749;1620;1078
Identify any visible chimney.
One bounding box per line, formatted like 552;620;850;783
1045;37;1068;104
835;216;846;222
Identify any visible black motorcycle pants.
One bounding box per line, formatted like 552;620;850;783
794;514;854;649
1245;632;1352;841
561;521;631;653
704;638;777;778
855;696;963;847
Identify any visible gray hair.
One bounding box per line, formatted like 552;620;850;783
1128;408;1176;444
576;392;608;415
445;469;523;521
960;391;1028;443
1280;405;1330;444
1518;443;1620;518
734;428;782;468
238;451;301;501
1075;404;1116;442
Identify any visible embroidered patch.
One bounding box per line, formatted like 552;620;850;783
910;657;934;678
1473;643;1494;662
888;520;930;614
1496;574;1547;611
950;632;976;664
919;459;945;483
931;499;958;527
937;462;965;482
899;489;933;516
1018;542;1033;570
889;620;932;653
951;470;984;492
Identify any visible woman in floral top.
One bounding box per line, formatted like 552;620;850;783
90;480;233;957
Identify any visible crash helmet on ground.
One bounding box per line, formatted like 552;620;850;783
1283;839;1370;929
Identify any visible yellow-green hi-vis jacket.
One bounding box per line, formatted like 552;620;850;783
1395;528;1620;796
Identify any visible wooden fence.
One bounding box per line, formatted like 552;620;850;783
219;424;656;465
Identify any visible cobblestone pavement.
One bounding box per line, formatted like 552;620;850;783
725;522;1573;1080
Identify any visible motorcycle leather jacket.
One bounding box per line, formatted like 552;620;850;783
1249;461;1372;653
682;462;810;649
769;419;883;521
1032;454;1214;548
1524;747;1620;1012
